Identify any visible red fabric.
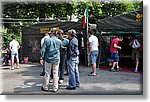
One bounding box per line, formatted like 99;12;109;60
110;38;119;52
82;16;86;29
99;65;142;74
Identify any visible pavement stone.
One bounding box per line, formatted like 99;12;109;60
0;63;143;95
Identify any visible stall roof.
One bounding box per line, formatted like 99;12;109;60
97;10;143;32
22;20;83;35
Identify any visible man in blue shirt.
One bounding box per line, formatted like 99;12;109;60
66;29;80;90
40;31;62;92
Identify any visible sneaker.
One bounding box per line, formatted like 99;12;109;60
52;89;58;93
58;80;63;84
64;73;68;76
76;85;80;88
41;86;49;91
66;86;76;90
40;73;45;76
116;66;121;71
49;79;53;83
16;66;20;69
11;67;14;70
134;70;138;73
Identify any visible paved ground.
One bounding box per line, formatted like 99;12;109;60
0;63;143;95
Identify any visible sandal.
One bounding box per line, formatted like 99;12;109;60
110;69;116;72
90;72;97;74
88;73;97;76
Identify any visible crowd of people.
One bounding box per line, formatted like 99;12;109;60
40;29;80;92
39;28;104;92
2;28;142;93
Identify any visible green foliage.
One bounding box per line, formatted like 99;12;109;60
2;1;143;48
75;1;142;23
2;31;22;49
2;32;12;48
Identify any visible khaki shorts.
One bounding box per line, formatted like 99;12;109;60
132;49;141;61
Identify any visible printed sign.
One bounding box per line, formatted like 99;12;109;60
40;28;52;33
136;13;143;22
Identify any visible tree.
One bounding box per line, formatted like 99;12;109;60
75;1;142;23
1;1;143;48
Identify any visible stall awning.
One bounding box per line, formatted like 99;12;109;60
101;31;142;36
22;20;83;35
97;10;143;32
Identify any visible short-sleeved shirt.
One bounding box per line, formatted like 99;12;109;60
89;35;99;51
9;40;19;54
40;36;62;63
110;38;119;53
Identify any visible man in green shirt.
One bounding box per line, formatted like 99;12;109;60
40;31;62;92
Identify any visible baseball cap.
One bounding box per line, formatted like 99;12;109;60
57;29;64;34
68;29;76;36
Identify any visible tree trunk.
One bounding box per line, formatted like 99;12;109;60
69;15;72;21
38;4;46;22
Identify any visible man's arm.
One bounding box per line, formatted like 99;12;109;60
129;40;133;46
9;45;11;51
89;42;92;53
9;42;12;51
97;42;99;47
17;43;20;49
114;43;121;49
40;40;46;65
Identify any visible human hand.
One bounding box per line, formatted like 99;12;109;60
40;59;44;65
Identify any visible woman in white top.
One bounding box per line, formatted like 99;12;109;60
9;35;20;70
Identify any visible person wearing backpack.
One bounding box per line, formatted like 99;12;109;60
129;35;142;73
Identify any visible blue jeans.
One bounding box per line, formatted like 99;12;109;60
59;54;67;80
67;56;80;88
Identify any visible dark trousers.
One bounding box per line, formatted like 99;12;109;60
59;53;67;80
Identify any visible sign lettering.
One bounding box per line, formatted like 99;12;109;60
136;14;143;22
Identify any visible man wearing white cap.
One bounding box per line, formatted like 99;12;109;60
66;29;80;90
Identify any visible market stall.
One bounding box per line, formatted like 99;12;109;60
22;20;83;62
96;10;143;68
